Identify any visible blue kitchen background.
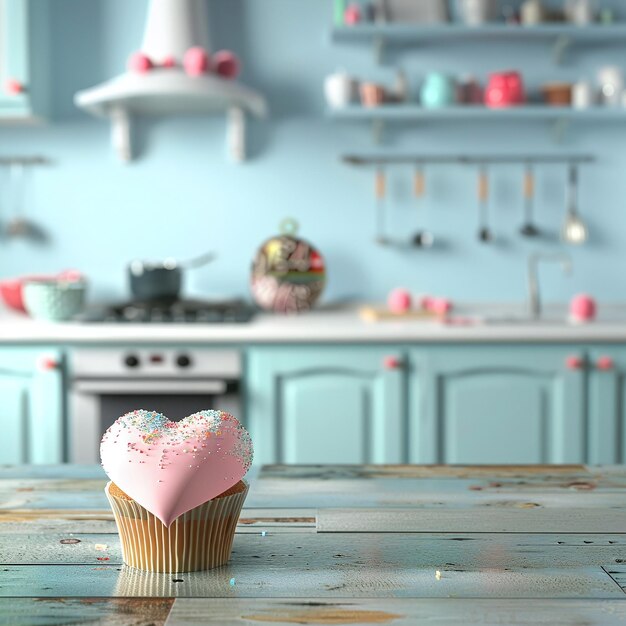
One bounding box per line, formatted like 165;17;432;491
0;0;623;303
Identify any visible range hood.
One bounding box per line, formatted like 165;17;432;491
74;0;267;162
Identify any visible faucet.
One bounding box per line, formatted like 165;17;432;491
527;253;572;319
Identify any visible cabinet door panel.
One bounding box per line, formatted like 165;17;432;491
0;377;29;463
444;372;549;464
411;347;585;465
0;348;64;464
588;348;626;464
247;348;405;465
283;373;375;463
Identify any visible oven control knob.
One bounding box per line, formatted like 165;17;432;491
176;354;192;368
125;355;140;368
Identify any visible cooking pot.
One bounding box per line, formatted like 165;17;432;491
128;252;215;301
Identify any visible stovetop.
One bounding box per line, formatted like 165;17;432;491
75;299;256;324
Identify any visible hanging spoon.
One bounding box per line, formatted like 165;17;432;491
477;164;493;243
520;162;540;238
5;162;31;238
375;167;389;245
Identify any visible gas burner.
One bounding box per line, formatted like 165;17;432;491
76;299;255;324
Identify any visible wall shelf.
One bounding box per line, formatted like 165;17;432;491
331;23;626;64
328;105;626;142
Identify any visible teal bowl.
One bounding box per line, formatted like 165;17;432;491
23;279;87;321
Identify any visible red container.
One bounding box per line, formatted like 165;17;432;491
0;270;84;313
0;277;43;312
485;71;525;108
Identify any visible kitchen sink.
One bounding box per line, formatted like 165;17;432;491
482;315;571;326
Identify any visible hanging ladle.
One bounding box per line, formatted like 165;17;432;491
520;162;540;238
411;166;435;248
561;163;588;245
477;164;493;243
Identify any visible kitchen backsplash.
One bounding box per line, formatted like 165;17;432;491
0;0;624;303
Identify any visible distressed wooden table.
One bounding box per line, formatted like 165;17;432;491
2;464;626;625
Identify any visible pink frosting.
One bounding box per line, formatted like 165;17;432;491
100;410;253;527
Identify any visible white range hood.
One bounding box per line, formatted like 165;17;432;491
74;0;267;162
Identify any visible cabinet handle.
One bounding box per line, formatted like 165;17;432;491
5;79;24;95
383;356;403;370
565;356;584;370
38;357;60;372
596;356;615;371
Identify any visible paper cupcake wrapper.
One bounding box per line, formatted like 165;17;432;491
105;481;248;574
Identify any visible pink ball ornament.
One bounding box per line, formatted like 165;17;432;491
387;288;412;314
161;55;177;68
431;298;453;316
214;50;241;80
420;295;434;311
5;79;24;94
128;52;153;74
570;294;597;323
344;3;362;25
184;47;211;76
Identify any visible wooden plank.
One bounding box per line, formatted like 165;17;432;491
0;510;117;534
317;508;626;533
0;598;173;626
248;480;626;509
0;563;620;599
0;533;123;564
0;508;315;535
0;465;107;480
166;598;626;625
3;532;626;569
604;565;626;592
259;464;593;480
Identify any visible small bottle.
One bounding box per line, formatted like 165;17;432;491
334;0;347;26
394;70;409;103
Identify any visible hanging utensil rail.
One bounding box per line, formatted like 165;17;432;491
0;156;51;167
342;154;594;166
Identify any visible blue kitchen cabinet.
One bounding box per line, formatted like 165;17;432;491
246;347;406;465
0;348;65;464
587;347;626;464
0;0;48;120
409;346;586;464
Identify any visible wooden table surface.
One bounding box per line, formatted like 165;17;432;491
2;464;626;625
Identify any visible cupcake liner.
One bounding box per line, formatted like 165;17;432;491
105;481;248;573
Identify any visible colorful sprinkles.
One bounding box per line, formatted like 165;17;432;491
100;409;254;477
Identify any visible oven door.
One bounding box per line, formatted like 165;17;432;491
69;379;240;463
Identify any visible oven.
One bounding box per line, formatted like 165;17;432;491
69;348;242;463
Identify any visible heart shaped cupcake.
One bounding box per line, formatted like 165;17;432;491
101;409;253;526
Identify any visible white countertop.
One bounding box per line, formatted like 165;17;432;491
2;303;626;344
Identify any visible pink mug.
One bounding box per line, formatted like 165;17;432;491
485;71;525;108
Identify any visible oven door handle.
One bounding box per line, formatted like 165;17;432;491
72;380;229;395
